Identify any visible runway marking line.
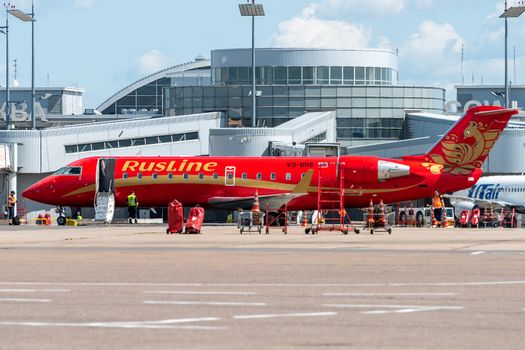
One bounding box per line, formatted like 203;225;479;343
144;301;267;306
323;293;457;297
0;297;51;303
0;317;224;330
471;251;486;255
233;312;337;320
323;303;464;314
2;281;525;287
0;289;69;293
143;291;256;295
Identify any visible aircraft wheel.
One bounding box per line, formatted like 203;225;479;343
57;216;66;226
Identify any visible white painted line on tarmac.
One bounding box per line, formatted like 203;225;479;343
2;281;525;287
388;281;525;286
233;312;337;320
471;251;486;255
323;293;457;297
0;298;51;303
144;301;267;306
0;289;69;293
143;291;256;296
323;303;464;314
0;317;224;330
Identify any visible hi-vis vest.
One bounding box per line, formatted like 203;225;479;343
127;194;137;207
8;195;15;207
433;194;443;208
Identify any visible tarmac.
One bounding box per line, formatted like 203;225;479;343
1;223;525;349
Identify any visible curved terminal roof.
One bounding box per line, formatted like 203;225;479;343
96;58;211;113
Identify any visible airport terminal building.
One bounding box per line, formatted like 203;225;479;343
2;47;525;216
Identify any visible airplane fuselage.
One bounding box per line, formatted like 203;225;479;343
23;155;481;210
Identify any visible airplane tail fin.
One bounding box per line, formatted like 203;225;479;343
420;106;518;175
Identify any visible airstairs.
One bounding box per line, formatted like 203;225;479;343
94;190;115;223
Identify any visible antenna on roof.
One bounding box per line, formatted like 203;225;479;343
460;44;464;84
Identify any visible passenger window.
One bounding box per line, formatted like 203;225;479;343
242;172;248;179
213;172;218;180
152;173;158;179
227;173;233;180
286;173;291;181
183;173;189;180
123;173;128;179
198;173;204;180
270;173;276;180
167;173;173;180
257;173;262;180
137;173;143;179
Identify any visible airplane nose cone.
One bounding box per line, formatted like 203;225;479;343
22;184;41;202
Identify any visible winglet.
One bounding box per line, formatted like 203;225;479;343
292;169;314;193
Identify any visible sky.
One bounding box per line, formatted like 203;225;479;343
2;0;524;108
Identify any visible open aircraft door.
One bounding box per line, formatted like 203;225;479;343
94;158;116;223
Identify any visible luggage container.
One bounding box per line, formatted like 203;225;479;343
470;208;481;228
166;200;184;234
185;206;205;234
458;210;470;227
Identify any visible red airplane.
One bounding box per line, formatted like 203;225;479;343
22;106;517;211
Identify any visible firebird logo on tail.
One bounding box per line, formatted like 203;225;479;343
425;121;504;175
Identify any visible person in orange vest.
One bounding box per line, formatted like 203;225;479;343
432;190;443;228
7;191;16;225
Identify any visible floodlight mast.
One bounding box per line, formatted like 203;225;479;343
500;0;525;108
238;1;265;127
8;1;35;129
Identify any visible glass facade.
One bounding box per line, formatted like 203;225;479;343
101;78;172;114
212;66;396;86
164;85;445;141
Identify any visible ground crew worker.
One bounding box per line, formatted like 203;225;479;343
7;191;16;225
432;190;443;228
127;191;138;224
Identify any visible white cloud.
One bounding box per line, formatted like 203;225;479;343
400;21;463;73
133;50;174;76
320;0;405;15
74;0;96;8
271;4;370;48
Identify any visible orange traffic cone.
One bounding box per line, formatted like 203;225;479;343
367;199;375;228
442;209;448;228
302;210;308;226
377;200;385;226
431;208;438;227
252;190;261;225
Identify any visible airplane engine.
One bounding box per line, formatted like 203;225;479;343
377;160;410;181
450;199;475;218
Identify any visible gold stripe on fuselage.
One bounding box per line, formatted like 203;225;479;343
63;174;419;198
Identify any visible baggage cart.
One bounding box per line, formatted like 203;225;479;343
238;211;263;234
166;199;184;234
362;211;394;234
185;205;205;234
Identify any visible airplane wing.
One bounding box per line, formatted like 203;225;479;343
208;170;313;210
443;194;525;212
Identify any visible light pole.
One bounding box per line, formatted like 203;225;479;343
8;2;35;129
0;3;12;130
500;1;525;108
238;1;265;127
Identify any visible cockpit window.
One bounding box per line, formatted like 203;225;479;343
53;166;82;175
